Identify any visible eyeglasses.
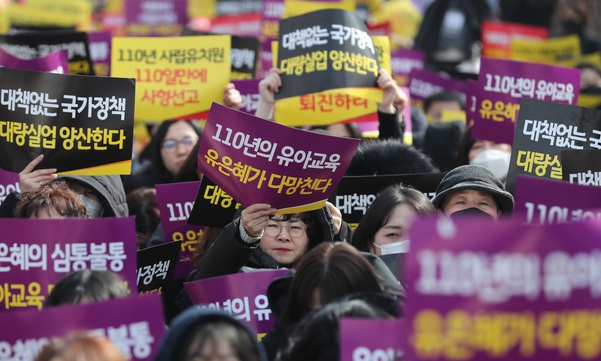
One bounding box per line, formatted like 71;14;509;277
264;221;307;238
161;136;198;151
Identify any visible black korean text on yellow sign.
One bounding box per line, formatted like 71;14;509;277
0;67;135;175
273;30;390;126
111;35;231;121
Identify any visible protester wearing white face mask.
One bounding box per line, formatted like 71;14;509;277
352;184;436;256
457;125;512;182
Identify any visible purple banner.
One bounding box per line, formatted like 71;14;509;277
0;48;68;73
0;218;137;312
390;48;425;88
87;31;112;77
125;0;188;37
155;181;203;279
184;269;289;335
340;319;404;361
408;68;465;112
197;102;360;213
471;57;581;145
0;168;19;205
231;79;261;115
0;294;165;361
513;175;601;224
403;216;601;361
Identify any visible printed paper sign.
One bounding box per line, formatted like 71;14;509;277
111;35;231;121
136;241;181;294
340;319;404;361
156;181;204;279
403;216;601;361
0;217;138;312
0;294;165;361
185;269;289;335
470;57;580;145
187;176;241;228
506;98;601;194
561;149;601;186
0;67;135;175
513;175;601;224
275;8;380;102
0;48;68;73
0;31;96;75
328;173;446;227
197;102;360;213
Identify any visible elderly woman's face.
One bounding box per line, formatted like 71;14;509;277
441;189;501;219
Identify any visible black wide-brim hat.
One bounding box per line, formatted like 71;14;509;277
431;165;515;214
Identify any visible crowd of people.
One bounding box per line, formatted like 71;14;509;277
1;0;600;360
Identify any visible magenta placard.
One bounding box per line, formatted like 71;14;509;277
155;181;203;279
0;294;165;361
0;217;138;312
197;102;360;213
403;216;601;361
185;269;289;335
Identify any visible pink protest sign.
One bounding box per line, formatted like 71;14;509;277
231;79;261;115
513;175;601;224
471;57;581;145
185;269;289;335
0;294;165;361
408;68;465;112
340;319;404;361
0;218;137;312
156;181;204;279
0;48;68;73
197;102;360;213
403;216;601;361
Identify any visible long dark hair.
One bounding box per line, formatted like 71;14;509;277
351;184;435;252
280;242;384;330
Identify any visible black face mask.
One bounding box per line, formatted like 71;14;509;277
449;207;494;220
562;19;584;35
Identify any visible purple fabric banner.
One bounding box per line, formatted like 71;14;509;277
513;175;601;224
87;31;112;77
403;216;601;361
340;319;404;361
408;68;465;112
471;57;581;145
0;294;165;361
231;79;261;115
155;181;203;279
0;218;137;312
0;48;68;73
197;102;360;213
184;269;289;335
0;168;19;205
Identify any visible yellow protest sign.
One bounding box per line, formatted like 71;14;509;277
283;0;355;18
273;36;390;126
111;35;231;121
510;35;580;67
6;0;92;31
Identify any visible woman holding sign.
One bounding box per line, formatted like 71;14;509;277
191;202;351;280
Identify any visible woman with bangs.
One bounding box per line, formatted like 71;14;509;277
190;202;352;281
